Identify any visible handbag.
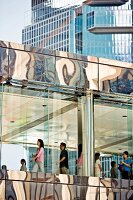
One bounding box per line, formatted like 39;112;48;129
118;164;124;172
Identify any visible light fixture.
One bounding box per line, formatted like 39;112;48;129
10;120;15;123
42;105;47;107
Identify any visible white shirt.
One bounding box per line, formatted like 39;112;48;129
95;159;101;177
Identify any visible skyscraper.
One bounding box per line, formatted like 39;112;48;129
22;0;133;62
82;0;133;62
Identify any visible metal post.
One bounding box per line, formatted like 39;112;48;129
82;91;94;176
0;84;4;168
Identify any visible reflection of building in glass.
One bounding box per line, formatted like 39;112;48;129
22;0;133;62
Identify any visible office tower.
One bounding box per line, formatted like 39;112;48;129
22;0;133;62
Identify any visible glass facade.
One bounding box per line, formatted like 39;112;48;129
94;92;133;178
22;0;133;62
22;0;83;51
83;1;133;62
0;85;79;174
0;83;133;177
22;9;70;51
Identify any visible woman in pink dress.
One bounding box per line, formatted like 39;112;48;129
32;139;44;172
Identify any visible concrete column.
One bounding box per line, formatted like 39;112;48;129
78;100;82;145
81;91;94;176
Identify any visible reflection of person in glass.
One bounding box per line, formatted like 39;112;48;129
77;144;83;176
57;142;68;174
1;165;8;179
32;139;44;172
121;151;131;179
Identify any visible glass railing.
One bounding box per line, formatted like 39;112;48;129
87;10;133;29
0;170;133;199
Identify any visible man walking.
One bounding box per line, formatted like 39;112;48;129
57;142;68;174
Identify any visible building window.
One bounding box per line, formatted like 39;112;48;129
87;11;94;28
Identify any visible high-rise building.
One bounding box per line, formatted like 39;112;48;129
82;0;133;62
22;0;133;62
22;0;81;52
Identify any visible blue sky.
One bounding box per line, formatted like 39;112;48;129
0;0;30;43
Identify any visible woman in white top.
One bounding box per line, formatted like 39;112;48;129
95;153;104;177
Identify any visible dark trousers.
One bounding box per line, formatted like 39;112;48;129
122;171;130;179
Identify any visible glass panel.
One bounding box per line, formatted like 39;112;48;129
47;89;78;175
94;93;133;178
55;56;98;90
0;83;79;175
27;87;49;173
127;98;133;155
99;63;133;95
0;47;9;81
1;85;49;172
9;49;56;84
